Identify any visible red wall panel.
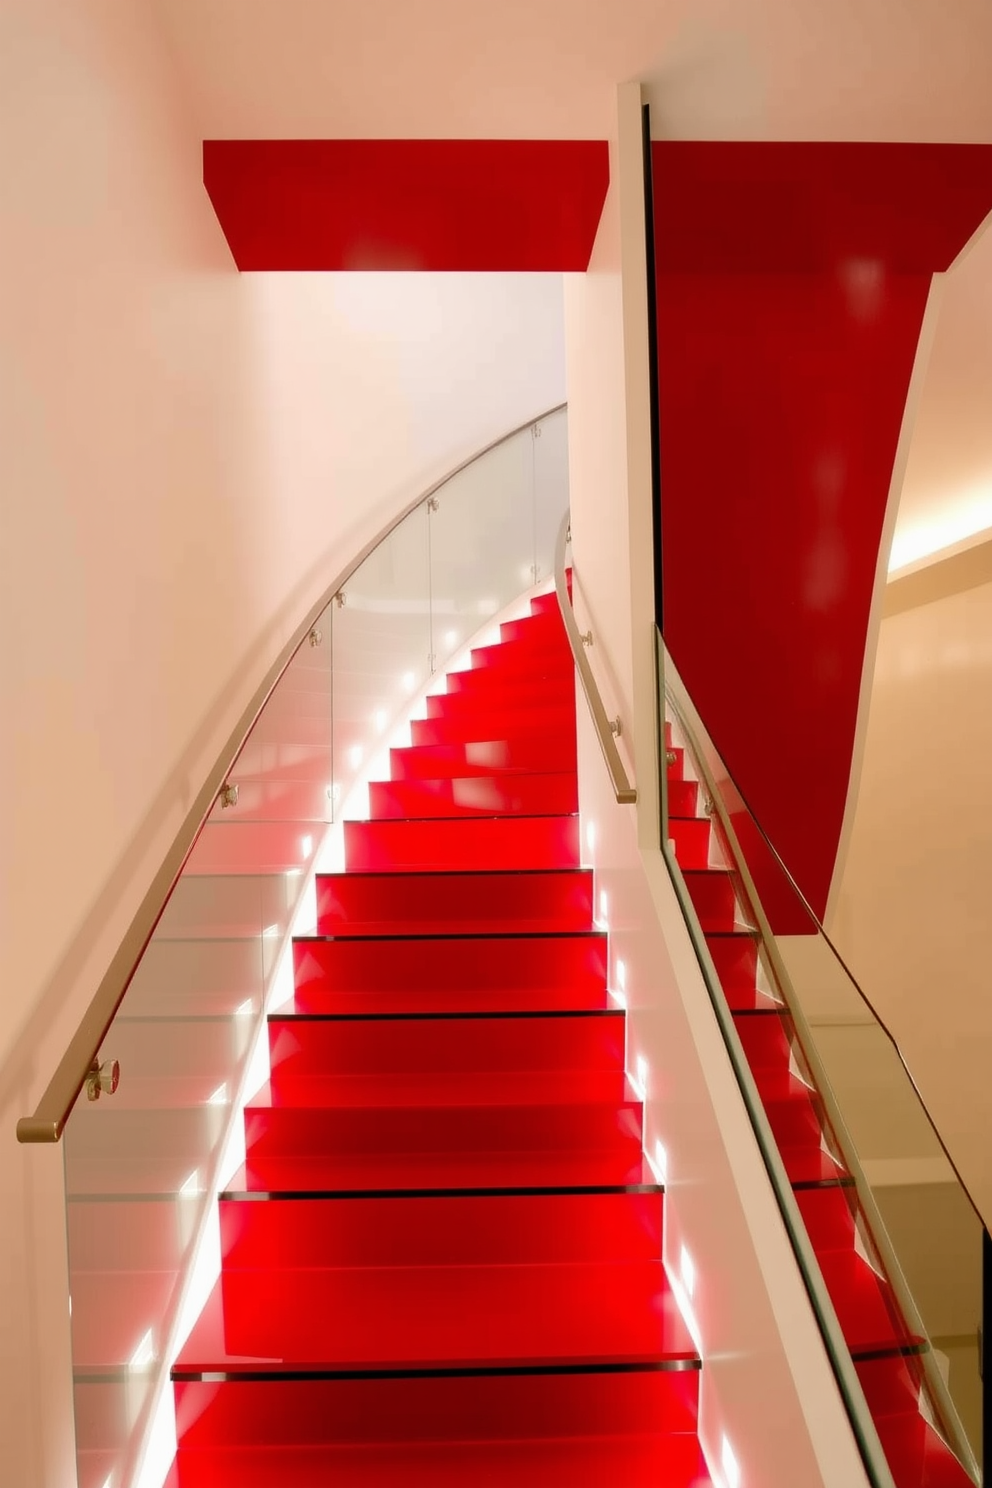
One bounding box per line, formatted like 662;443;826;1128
652;143;992;925
203;139;610;271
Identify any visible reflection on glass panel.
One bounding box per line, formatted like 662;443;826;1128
332;505;431;817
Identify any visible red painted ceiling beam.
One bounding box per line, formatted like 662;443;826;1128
203;139;610;271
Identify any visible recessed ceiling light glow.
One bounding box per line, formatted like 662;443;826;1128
585;821;596;856
373;709;387;735
616;959;626;992
444;629;458;648
634;1054;649;1098
301;834;313;859
348;745;363;769
401;670;417;694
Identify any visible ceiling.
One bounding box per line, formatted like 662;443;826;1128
155;0;992;569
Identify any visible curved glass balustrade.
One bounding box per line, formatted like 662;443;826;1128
56;408;568;1488
656;631;983;1486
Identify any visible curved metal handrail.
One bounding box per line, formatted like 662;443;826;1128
659;630;985;1235
17;404;567;1143
553;513;636;805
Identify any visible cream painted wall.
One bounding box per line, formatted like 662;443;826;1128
0;4;564;1482
829;582;992;1227
890;223;992;571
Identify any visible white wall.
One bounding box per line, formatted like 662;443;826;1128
0;4;564;1482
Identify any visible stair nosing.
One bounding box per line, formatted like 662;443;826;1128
219;1181;663;1202
171;1358;702;1384
271;1009;622;1023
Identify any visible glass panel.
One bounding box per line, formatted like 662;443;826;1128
533;407;570;586
62;608;331;1488
657;631;982;1483
331;504;431;819
427;424;536;670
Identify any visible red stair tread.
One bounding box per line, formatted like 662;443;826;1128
342;815;580;873
368;772;578;818
175;1260;699;1375
230;1150;658;1195
284;986;613;1016
169;1436;712;1488
315;867;593;936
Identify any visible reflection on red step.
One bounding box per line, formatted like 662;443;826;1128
177;1259;699;1375
292;931;607;1014
169;1433;713;1488
219;1189;664;1269
268;1009;625;1083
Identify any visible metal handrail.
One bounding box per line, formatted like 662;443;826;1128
16;404;567;1143
661;636;981;1484
553;513;636;805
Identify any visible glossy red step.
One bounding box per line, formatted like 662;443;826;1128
219;1190;663;1270
529;590;562;618
315;868;593;935
425;686;575;724
411;705;575;747
368;772;578;818
389;736;575;779
175;1258;699;1377
682;869;739;933
235;1147;655;1195
343;814;580;872
500;612;569;646
703;933;783;1013
172;1368;700;1449
667;779;699;817
292;931;607;1015
469;635;572;673
244;1086;643;1166
733;1010;794;1075
668;816;710;869
444;669;574;704
268;1010;625;1084
168;1433;711;1488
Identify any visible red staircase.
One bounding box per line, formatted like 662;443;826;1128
166;591;710;1486
668;738;976;1488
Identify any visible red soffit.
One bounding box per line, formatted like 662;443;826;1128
203;139;611;271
